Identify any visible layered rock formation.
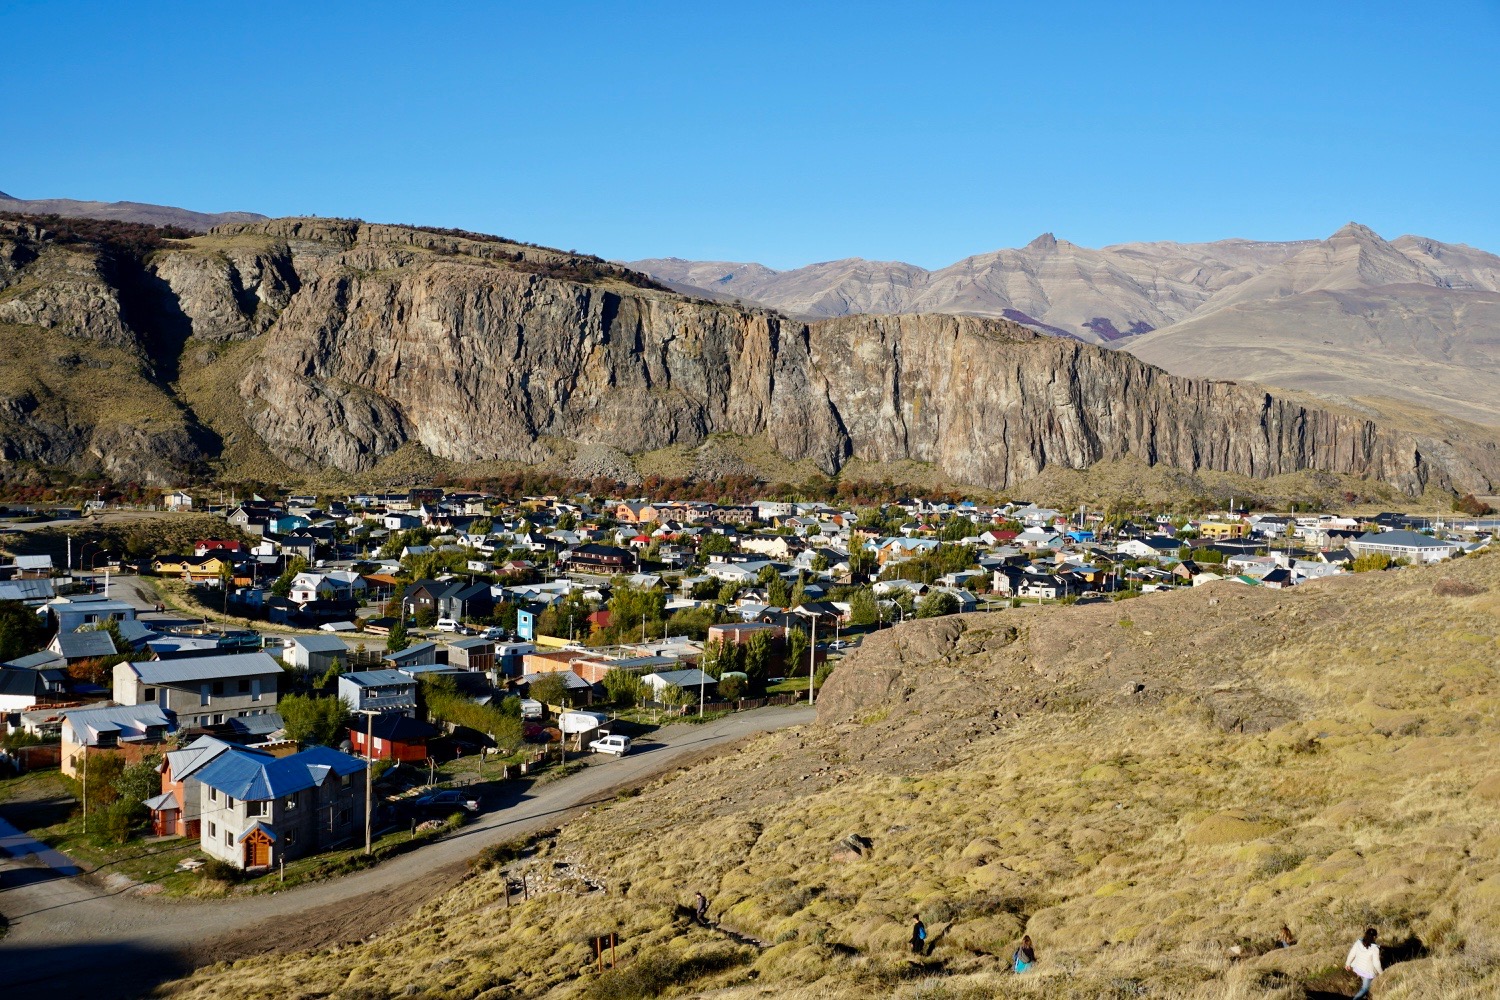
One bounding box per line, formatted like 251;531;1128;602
1;215;1497;494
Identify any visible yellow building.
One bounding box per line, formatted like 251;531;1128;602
1199;521;1249;540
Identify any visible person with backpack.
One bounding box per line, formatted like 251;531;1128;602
1345;927;1382;999
910;914;927;955
1012;934;1037;972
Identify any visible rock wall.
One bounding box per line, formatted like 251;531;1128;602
0;215;1496;494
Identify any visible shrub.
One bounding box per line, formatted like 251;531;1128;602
201;858;241;883
585;946;752;1000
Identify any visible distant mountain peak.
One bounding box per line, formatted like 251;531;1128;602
1026;232;1058;251
1330;221;1382;242
0;190;15;200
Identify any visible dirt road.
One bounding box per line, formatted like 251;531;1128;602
0;705;814;997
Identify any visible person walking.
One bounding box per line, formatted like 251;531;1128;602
1345;927;1382;999
1012;934;1037;972
910;914;927;955
694;892;709;926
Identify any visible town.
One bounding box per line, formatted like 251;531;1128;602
1;484;1495;882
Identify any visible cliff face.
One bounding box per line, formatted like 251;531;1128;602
0;215;1496;494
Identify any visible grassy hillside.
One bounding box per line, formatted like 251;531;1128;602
163;550;1500;999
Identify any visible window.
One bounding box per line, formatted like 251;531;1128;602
227;796;235;809
143;687;155;702
200;684;210;707
209;788;218;803
208;821;217;837
285;793;298;810
251;678;262;702
248;800;266;817
213;714;224;725
225;830;232;847
285;829;297;845
238;679;250;694
212;681;225;696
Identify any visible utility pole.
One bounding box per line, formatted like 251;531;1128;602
358;709;377;855
808;617;817;706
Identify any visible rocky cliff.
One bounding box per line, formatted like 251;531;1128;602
1;215;1496;494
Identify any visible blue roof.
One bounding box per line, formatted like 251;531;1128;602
195;745;365;801
341;669;414;688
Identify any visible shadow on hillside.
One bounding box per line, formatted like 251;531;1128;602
0;939;192;993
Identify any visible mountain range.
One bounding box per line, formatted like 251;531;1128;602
632;225;1500;427
1;212;1498;498
0;189;266;233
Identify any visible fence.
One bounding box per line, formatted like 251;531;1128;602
642;692;804;715
12;743;62;771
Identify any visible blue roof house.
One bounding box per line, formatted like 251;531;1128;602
194;745;366;869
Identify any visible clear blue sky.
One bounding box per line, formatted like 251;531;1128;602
5;1;1498;268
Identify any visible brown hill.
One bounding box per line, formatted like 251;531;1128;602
0;190;265;232
162;549;1500;999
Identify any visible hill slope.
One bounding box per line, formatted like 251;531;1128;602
163;551;1500;999
1;214;1498;495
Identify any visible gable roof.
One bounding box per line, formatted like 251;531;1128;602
4;650;67;670
288;635;351;654
194;744;365;801
0;667;51;698
51;631;119;660
128;652;282;685
162;735;258;781
62;703;173;745
341;668;415;688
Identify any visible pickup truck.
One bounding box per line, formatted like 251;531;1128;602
588;733;632;756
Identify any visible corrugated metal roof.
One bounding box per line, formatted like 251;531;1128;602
341;669;414;687
62;703;172;744
289;635;350;653
53;631;118;659
195;744;364;800
130;652;282;684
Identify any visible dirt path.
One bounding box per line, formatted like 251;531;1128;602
0;705;814;997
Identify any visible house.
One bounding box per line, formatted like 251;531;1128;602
0;665;67;713
288;571;367;604
1116;537;1182;561
1198;521;1250;540
641;668;717;700
113;652;282;730
338;669;419;715
144;735;249;837
47;629;119;663
446;637;494;673
164;490;194;511
45;594;138;634
493;641;535;678
439;582;494;622
283;635;350;674
1015;574;1071;600
1348;530;1463;564
381;641;438;670
194;744;366;870
195;540;243;558
60;703;175;776
347;712;439;762
562;543;635;572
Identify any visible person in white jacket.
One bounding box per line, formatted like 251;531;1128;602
1345;927;1382;999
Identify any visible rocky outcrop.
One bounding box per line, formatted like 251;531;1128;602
0;215;1497;494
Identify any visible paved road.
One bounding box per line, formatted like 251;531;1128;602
0;704;814;997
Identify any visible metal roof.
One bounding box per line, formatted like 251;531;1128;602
130;652;282;685
53;631;119;659
289;635;351;653
341;669;415;687
195;744;364;801
62;703;172;745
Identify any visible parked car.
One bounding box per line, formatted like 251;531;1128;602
481;627;507;640
412;790;481;814
435;617;460;633
588;733;632;757
519;698;544;720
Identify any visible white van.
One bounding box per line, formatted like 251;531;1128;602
435;617;460;632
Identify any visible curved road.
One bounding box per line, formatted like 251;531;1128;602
0;705;814;997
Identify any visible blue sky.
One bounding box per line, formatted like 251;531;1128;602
5;1;1498;268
